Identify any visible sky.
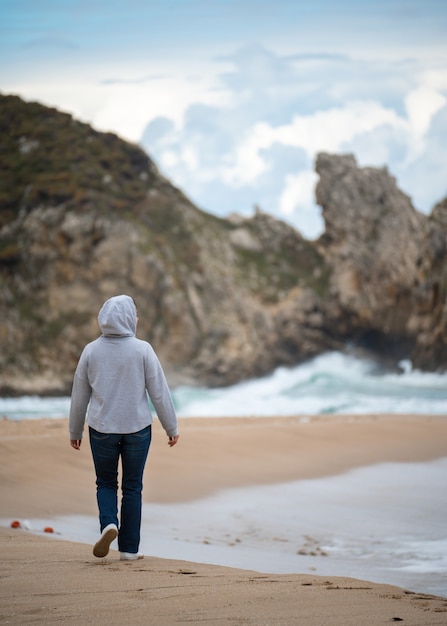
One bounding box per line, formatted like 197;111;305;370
1;0;447;238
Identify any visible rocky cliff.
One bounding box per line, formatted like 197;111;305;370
0;94;445;395
315;153;447;371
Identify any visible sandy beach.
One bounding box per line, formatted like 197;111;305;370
1;414;447;625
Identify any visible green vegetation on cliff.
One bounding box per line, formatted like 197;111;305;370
0;93;156;227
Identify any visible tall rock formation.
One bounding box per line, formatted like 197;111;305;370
315;153;446;369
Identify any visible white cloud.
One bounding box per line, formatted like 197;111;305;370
423;68;447;92
278;170;323;239
92;74;230;143
160;150;179;168
280;102;406;155
403;82;447;165
221;122;273;185
180;146;199;171
405;86;446;138
221;101;408;188
279;171;318;216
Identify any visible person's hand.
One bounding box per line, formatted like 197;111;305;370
70;439;82;450
168;435;179;447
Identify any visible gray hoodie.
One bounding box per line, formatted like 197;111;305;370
69;295;178;440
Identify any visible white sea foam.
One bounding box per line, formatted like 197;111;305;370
173;352;447;417
0;395;71;420
1;352;446;420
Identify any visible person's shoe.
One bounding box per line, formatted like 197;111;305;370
120;552;144;561
93;523;118;558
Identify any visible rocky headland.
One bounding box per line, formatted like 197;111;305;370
0;94;445;395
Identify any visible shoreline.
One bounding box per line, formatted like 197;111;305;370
2;414;447;624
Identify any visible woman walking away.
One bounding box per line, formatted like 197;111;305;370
69;294;179;560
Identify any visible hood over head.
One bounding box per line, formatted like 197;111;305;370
98;295;137;337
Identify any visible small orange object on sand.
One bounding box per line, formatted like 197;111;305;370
10;520;21;528
43;527;54;533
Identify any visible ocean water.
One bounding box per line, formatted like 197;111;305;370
1;351;446;420
3;458;446;597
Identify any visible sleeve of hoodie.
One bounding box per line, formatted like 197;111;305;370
144;345;178;438
68;348;92;441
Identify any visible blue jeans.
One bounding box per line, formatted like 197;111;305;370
89;425;151;554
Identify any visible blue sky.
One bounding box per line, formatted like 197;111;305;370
1;0;446;238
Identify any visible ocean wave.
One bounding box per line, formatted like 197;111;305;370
1;352;446;420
